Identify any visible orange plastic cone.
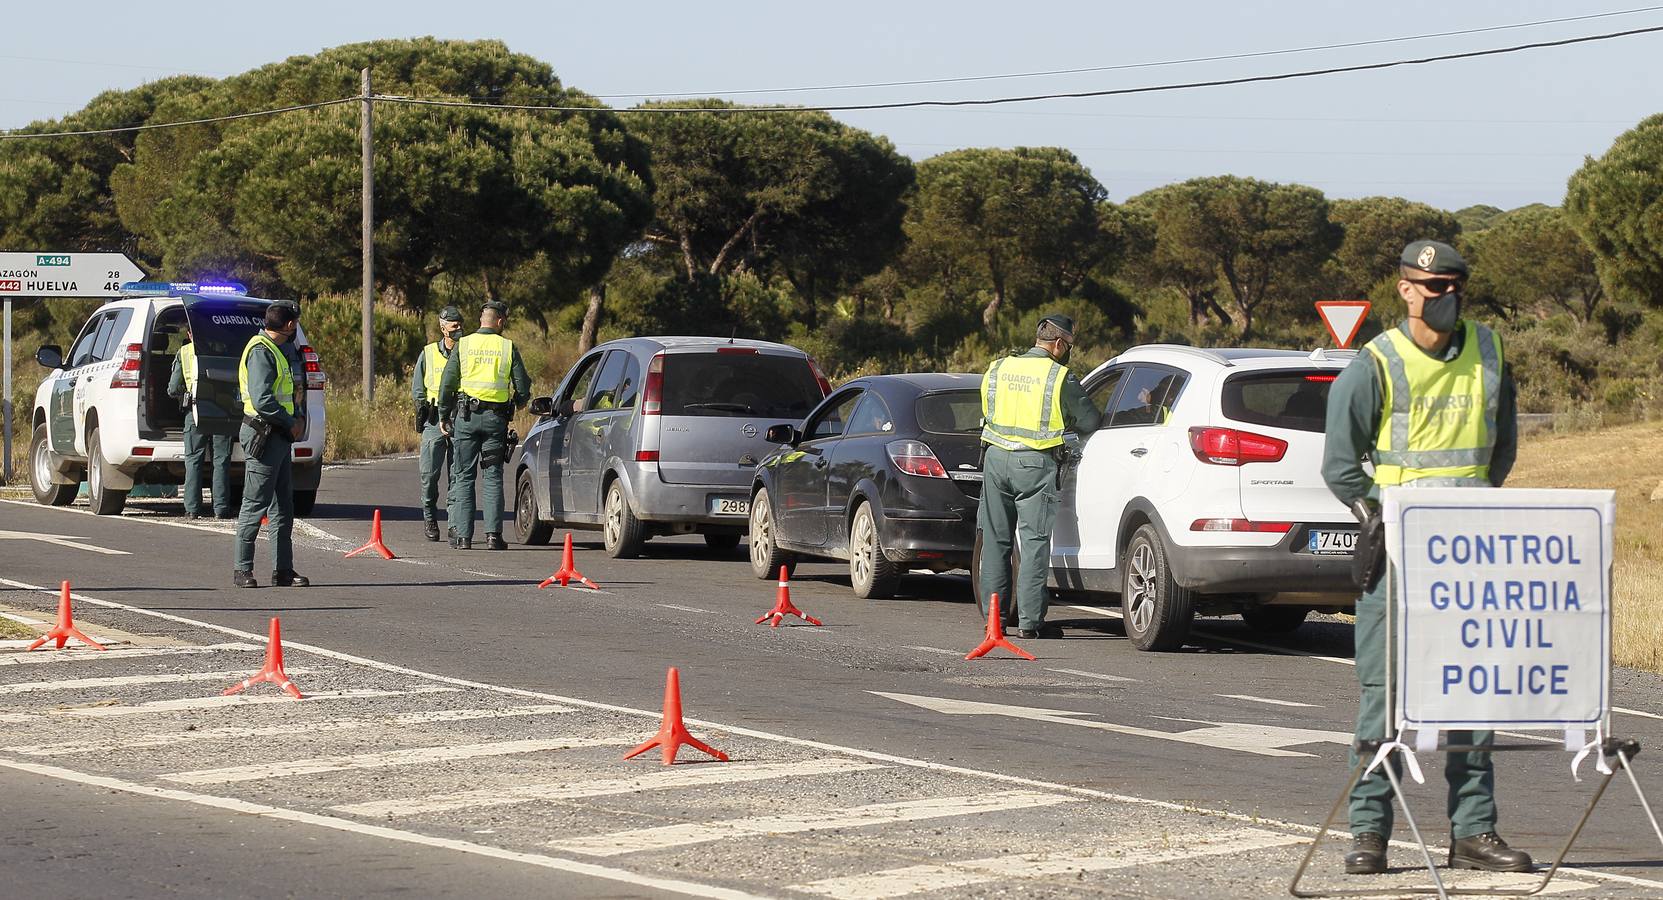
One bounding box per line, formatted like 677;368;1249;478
26;581;107;652
754;566;821;627
623;667;728;766
539;533;599;589
966;593;1035;661
344;508;396;559
222;617;303;699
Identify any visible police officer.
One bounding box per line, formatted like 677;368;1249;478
168;323;233;519
1323;240;1528;875
413;306;464;541
977;315;1102;638
438;300;531;551
232;301;309;588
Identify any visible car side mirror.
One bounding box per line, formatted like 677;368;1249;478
35;345;63;370
766;424;799;445
529;396;554;417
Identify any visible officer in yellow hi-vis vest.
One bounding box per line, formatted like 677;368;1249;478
412;305;464;541
232;301;309;589
1323;240;1527;876
438;301;531;550
168;323;233;519
978;314;1101;638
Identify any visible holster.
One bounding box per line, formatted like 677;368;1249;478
1351;498;1386;592
242;415;274;460
416;400;434;434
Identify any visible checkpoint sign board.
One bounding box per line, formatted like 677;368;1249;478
0;252;143;297
1386;487;1614;731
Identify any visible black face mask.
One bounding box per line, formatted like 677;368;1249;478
1417;289;1462;333
1049;343;1072;366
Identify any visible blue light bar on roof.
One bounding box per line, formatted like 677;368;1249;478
119;281;248;296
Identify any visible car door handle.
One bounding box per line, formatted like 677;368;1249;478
1130;447;1148;458
814;458;828;469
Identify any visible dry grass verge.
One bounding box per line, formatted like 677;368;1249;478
0;616;37;640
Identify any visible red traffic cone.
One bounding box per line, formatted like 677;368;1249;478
539;533;599;589
222;617;303;699
966;593;1035;661
344;508;396;559
623;667;728;766
754;566;821;627
26;581;107;652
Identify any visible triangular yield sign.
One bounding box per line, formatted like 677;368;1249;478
1315;300;1371;349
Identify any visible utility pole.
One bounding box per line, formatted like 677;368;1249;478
360;66;375;402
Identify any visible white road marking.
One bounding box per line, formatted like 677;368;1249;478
295;520;345;543
0;643;259;667
4;704;571;756
903;646;962;656
0;757;768;900
875;691;1349;758
0;687;458;723
792;828;1306;898
1046;667;1135;683
0;668;320;695
0;497;228;535
162;737;626;785
0;529;130;555
1615;705;1663;722
0;611;48;625
1059;603;1118;618
2;576;1658;894
659;604;712;614
1217;694;1318;708
547;790;1078;857
334;758;887;818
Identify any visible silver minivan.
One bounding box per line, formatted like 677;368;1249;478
514;336;830;557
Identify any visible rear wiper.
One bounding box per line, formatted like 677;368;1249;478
683;402;754;412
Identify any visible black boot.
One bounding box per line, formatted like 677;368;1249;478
485;532;507;551
450;531;471;550
1344;833;1387;875
424;518;440;542
232;570;259;589
1449;832;1532;872
272;570;310;588
1018;623;1063;639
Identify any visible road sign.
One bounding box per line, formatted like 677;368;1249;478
1315;300;1371;349
1386;487;1614;732
0;252;143;298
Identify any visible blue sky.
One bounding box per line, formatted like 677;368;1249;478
5;0;1662;211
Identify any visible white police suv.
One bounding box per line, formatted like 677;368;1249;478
28;282;327;516
977;344;1360;651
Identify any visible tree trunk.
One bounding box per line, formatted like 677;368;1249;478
578;284;605;355
679;232;697;282
710;210;762;277
982;266;1006;335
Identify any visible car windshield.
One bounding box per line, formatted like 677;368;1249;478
1221;371;1335;434
915;390;983;434
660;352;824;419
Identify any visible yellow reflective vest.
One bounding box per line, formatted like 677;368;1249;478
238;333;295;417
980;354;1067;451
456;332;513;403
1364;321;1502;488
178;342;198;394
421;341;447;403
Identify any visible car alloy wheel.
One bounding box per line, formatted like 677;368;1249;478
848;502;899;599
1125;540;1158;637
1120;524;1193;651
602;480;645;559
747;487;795;580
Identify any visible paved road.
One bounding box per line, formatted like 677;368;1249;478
2;456;1662;898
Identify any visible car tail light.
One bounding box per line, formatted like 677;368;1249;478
294;447;313;458
635;450;660;462
131;446;154;457
1188;426;1288;465
1305;373;1338;383
887;440;947;478
642;353;665;415
806;356;832;397
109;343;143;388
716;346;757;355
1190;518;1292;533
300;344;326;388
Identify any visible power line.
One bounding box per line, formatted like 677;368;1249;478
0;97;356;141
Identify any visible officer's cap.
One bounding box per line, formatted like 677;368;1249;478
1400;240;1469;278
1037;314;1075;341
438;305;463;323
482;300;508;316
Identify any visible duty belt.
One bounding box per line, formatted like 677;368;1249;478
463;396;514;416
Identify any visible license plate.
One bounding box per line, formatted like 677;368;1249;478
1308;529;1358;555
711;497;750;517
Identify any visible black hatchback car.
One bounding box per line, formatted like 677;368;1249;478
747;373;984;598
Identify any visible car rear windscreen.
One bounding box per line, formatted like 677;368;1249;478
915;390;983;434
1221;371;1336;434
660;352;824;419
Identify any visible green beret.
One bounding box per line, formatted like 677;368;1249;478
1400;240;1469;277
1037;314;1075;340
438;305;463;322
482;300;508;316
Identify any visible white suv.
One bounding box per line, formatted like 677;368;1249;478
29;283;327;516
975;344;1359;651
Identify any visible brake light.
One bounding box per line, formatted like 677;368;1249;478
110;343;143;388
1188;426;1288;465
642;354;665;415
716;346;757;355
806;356;832;397
635;450;660;462
887;439;947;478
300;345;326;388
294;447;313;458
1189;518;1293;533
1305;374;1338;383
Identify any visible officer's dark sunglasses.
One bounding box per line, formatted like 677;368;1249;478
1405;276;1462;293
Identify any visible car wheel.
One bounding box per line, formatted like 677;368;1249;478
1241;605;1310;634
602;479;646;559
703;533;741;553
293;489;317;518
849;501;900;600
30;423;76;506
515;469;553;546
969;530;1021;627
1121;523;1193;651
747;487;796;579
85;426;128;516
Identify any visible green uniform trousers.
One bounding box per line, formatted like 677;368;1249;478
418;423;451;522
447;409;508;541
233;426;293;573
1350;573;1497;839
976;445;1059;630
182;420;233;518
